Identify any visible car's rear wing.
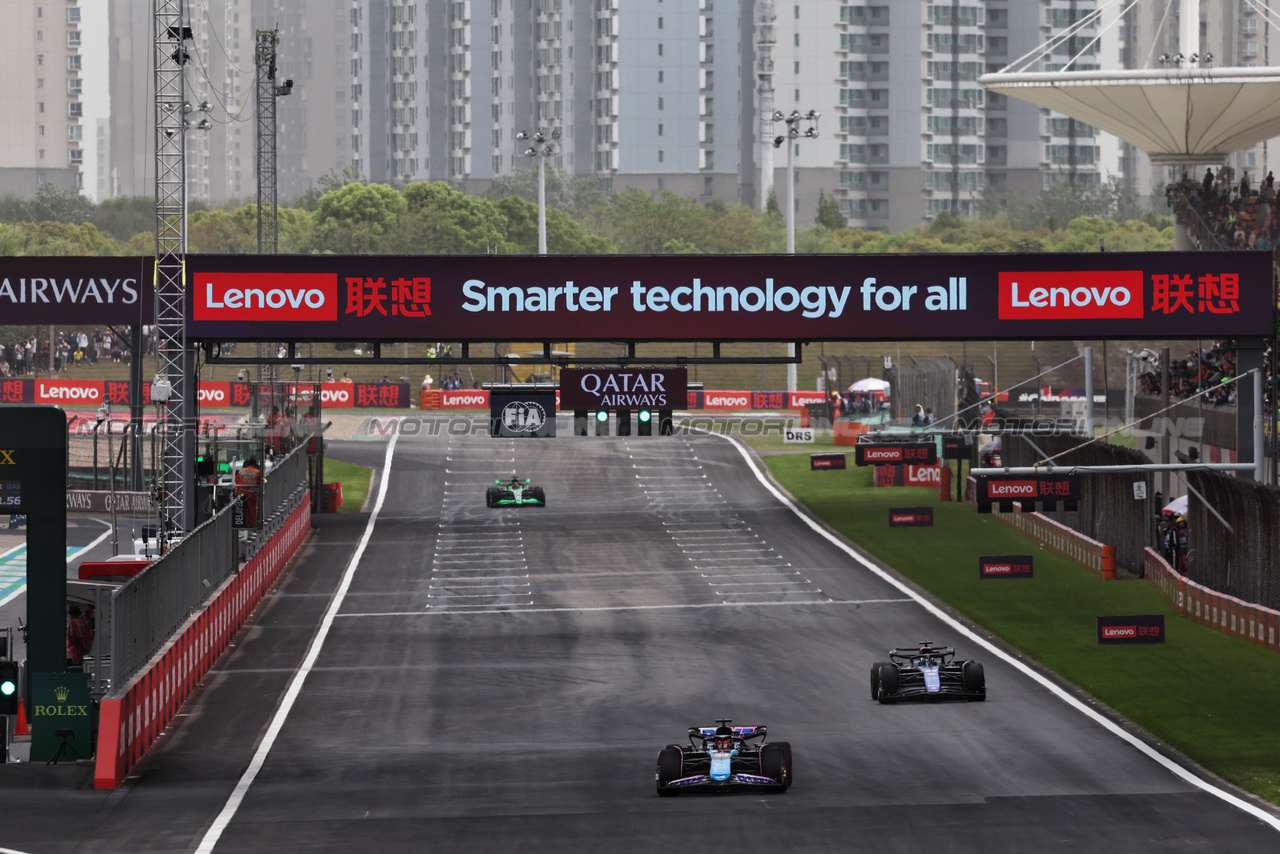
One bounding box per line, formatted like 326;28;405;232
888;645;956;664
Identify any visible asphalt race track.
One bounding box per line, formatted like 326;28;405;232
4;419;1280;853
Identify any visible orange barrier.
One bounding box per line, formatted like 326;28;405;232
966;476;1111;578
1143;547;1280;651
832;421;868;446
418;389;441;410
94;496;311;789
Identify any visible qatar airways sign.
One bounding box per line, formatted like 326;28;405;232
559;368;686;410
0;257;153;324
184;252;1274;342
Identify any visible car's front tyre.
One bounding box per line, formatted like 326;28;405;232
656;745;683;797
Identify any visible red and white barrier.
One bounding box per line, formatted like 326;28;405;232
1143;548;1280;651
94;496;311;789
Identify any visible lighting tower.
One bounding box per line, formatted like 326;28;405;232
153;1;195;537
756;1;777;212
516;129;559;255
256;30;293;254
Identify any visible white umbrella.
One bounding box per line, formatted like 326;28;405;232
1163;495;1188;517
848;378;890;393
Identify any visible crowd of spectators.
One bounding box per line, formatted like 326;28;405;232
1172;167;1280;251
1137;339;1238;405
831;390;885;416
0;326;138;377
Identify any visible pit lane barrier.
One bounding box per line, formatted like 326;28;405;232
1143;548;1280;651
966;475;1115;580
93;492;311;789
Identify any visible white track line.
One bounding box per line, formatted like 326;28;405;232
195;432;400;853
337;597;910;618
707;430;1280;832
0;520;113;609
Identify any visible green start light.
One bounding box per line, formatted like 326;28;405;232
595;410;609;422
0;679;13;696
638;410;652;423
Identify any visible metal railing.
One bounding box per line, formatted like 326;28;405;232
109;504;236;688
107;444;309;691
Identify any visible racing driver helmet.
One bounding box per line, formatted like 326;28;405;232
713;725;734;751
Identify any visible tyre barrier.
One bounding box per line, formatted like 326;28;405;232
1143;548;1280;651
93;494;311;789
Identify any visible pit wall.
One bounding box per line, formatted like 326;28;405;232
1143;548;1280;650
93;495;311;789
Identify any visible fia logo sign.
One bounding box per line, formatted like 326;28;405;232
501;401;547;433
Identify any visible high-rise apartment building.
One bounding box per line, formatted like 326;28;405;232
94;1;1280;229
0;1;84;195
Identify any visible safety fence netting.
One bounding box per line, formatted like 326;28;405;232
1186;471;1280;609
887;358;958;425
999;435;1155;573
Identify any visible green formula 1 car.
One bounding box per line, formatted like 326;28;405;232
486;476;547;508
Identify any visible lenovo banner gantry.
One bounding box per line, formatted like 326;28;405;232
183;252;1273;342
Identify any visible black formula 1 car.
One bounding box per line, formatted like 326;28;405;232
485;476;546;507
870;643;986;704
655;719;792;796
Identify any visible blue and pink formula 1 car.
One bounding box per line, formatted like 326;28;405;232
655;719;792;796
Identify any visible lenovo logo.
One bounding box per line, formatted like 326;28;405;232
1101;626;1136;639
195;273;338;321
999;271;1143;320
988;480;1036;498
36;380;102;403
442;391;489;408
197;387;227;404
321;388;351;404
864;448;901;461
905;464;941;486
705;394;749;408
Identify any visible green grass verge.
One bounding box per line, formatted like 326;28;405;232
323;459;373;513
760;450;1280;804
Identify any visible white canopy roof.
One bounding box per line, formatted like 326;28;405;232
979;67;1280;166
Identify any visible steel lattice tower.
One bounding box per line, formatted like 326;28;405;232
256;30;280;254
154;0;195;538
756;1;777;212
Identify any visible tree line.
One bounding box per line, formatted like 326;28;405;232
0;171;1175;257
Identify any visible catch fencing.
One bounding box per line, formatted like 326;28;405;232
1184;471;1280;610
997;435;1154;572
887;358;957;425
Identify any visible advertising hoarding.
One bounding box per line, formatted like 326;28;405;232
183;252;1274;342
558;368;686;410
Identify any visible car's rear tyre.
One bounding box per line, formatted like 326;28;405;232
877;662;900;704
870;661;891;700
963;660;986;699
656;745;683;796
760;742;790;792
529;486;546;505
485;487;501;508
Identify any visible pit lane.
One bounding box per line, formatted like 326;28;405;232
4;418;1277;853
